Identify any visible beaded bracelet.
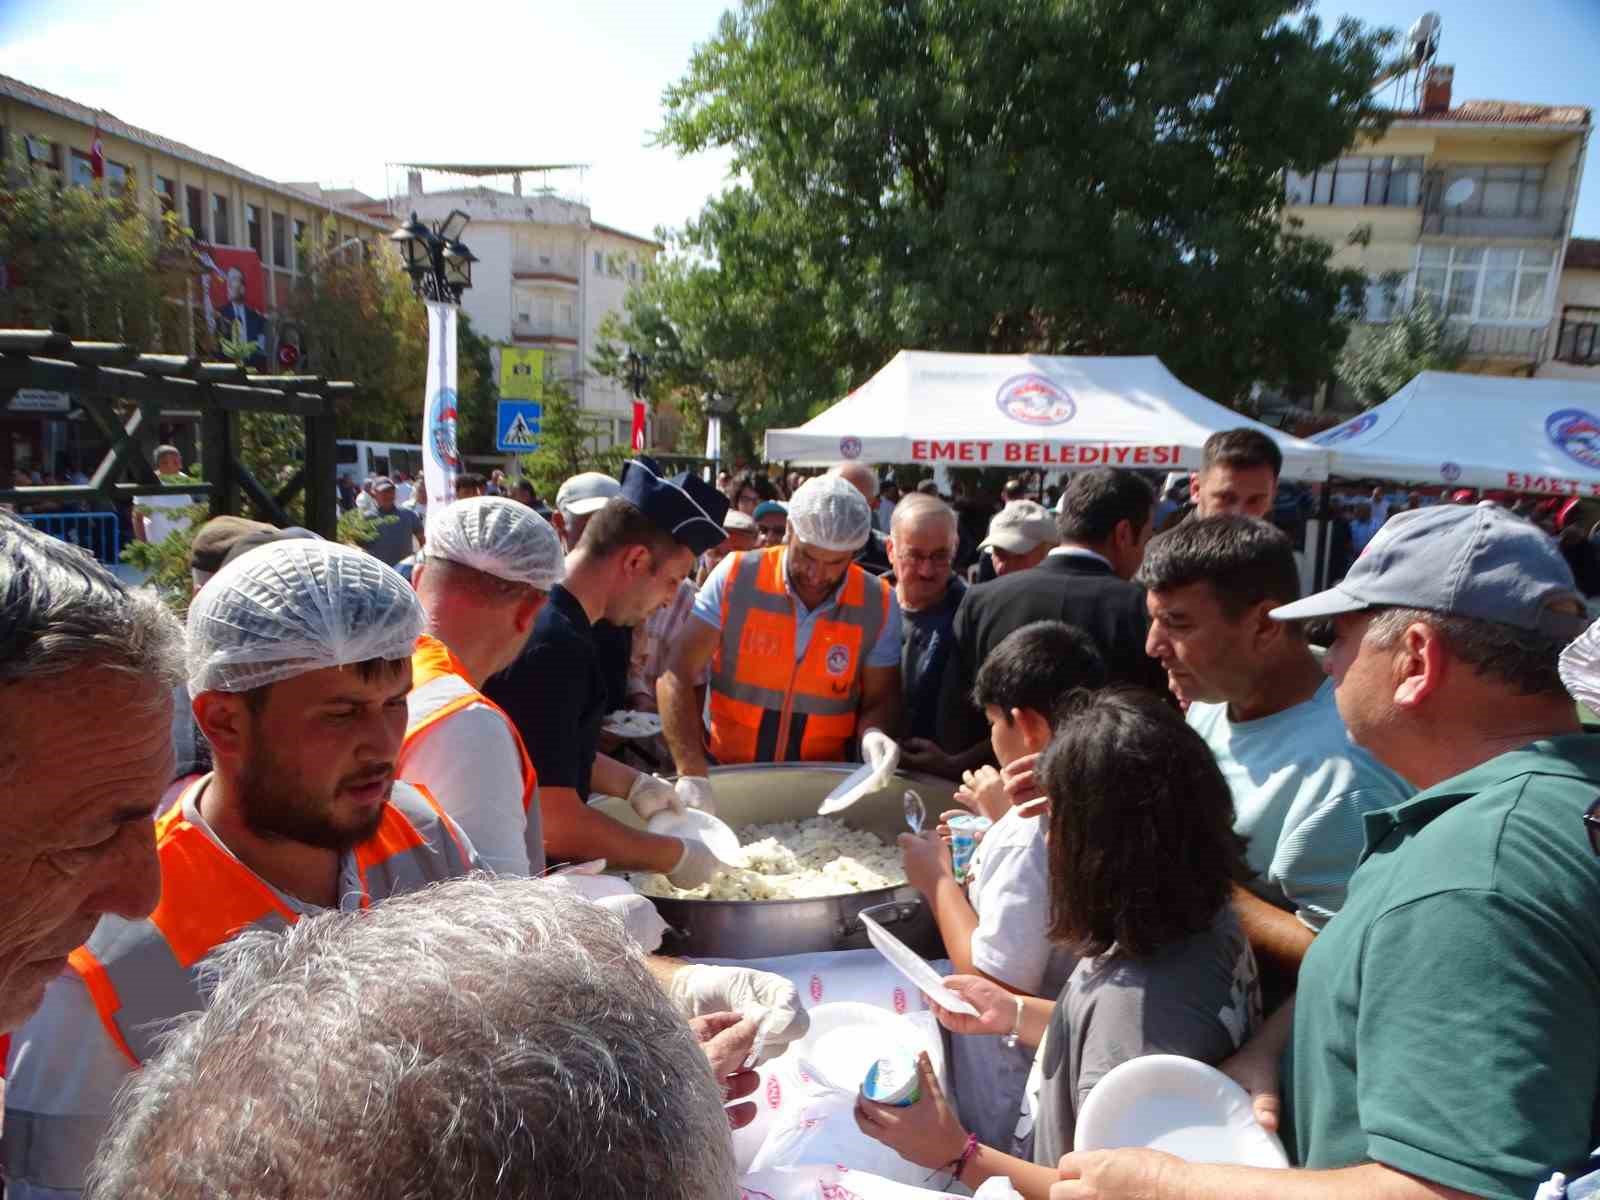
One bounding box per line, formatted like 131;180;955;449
940;1132;979;1188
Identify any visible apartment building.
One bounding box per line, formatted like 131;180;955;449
1285;66;1590;395
363;170;662;450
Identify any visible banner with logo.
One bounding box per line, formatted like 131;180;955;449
631;400;648;451
499;346;545;401
423;301;460;508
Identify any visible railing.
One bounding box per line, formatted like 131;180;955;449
17;511;122;564
1465;321;1551;361
511;316;580;341
1421;209;1566;238
512;252;580;279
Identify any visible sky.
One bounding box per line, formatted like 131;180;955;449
0;0;1597;241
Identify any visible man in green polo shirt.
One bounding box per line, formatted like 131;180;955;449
1051;503;1599;1200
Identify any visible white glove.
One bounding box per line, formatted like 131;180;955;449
666;838;725;889
627;772;683;820
674;775;716;814
548;874;669;953
666;963;810;1062
860;727;900;778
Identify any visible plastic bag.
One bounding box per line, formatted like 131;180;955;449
738;1164;965;1199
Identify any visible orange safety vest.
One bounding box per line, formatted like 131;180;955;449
401;634;538;817
66;776;470;1068
707;547;891;764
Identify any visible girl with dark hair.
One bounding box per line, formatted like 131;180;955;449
856;687;1261;1197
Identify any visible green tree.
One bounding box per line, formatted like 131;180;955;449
609;0;1394;443
453;314;501;456
518;386;628;500
0;138;202;347
1336;294;1468;409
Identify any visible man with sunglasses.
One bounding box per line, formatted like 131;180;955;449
1056;503;1600;1200
887;493;966;743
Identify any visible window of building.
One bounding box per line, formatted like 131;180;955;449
105;161;127;190
246;204;262;256
627;260;637;282
1363;274;1403;323
1413;244;1552;322
69;149;94;188
155;176;177;214
1556;312;1600;366
270;212;287;267
292;219;308;269
593;249;603;272
1285;156;1423;208
1436;164;1546;218
212;194;231;244
24;135;58;171
186;186;204;237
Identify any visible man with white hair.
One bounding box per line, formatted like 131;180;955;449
659;473;902;807
0;516;182;1038
833;460;894;575
2;539;480;1198
400;497;566;877
83;878;744;1200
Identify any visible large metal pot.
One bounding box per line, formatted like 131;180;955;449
630;763;956;960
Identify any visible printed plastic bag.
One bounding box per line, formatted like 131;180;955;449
739;1163;964;1199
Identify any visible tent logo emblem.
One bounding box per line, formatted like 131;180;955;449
1317;412;1377;445
1440;462;1462;483
1547;408;1600;470
996;374;1075;426
839;436;862;459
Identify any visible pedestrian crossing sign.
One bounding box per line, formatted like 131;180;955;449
496;400;542;451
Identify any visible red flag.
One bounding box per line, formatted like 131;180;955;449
630;400;647;451
90;119;104;180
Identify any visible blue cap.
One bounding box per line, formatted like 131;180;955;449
1271;503;1590;639
618;456;730;556
753;500;788;521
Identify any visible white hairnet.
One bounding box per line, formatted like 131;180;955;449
187;539;424;694
424;496;564;590
787;474;873;552
1560;621;1600;719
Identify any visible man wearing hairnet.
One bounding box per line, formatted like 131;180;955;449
2;540;482;1197
659;474;902;810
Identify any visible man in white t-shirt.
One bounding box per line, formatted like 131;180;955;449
134;444;196;545
898;619;1106;1148
1138;515;1413;993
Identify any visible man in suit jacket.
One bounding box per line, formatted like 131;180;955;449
911;468;1165;776
213;267;268;368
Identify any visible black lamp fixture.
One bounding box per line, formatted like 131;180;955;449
389;209;475;304
702;389;736;417
624;348;648;399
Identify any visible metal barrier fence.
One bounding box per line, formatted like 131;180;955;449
19;511;123;565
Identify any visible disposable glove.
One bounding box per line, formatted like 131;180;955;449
548;873;669;953
627;772;683;819
860;727;900;777
674;775;716;814
666;963;810;1064
666;837;726;889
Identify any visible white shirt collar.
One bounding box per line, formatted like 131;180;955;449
1047;545;1113;569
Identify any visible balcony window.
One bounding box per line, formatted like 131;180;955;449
1437;165;1546;218
1411;244;1551;323
1285;156;1423;207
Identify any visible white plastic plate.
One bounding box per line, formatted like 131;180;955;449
859;912;979;1017
1074;1054;1289;1168
817;761;881;815
646;807;743;864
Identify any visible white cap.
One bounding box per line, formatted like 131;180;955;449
424;496;564;590
187;540;424;694
979;500;1060;554
722;510;758;534
555;472;621;517
787;474;873;552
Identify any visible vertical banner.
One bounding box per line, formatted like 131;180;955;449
424;300;460;509
631;400;647;451
703;415;722;481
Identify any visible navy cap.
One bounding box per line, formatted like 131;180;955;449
618;456;730;556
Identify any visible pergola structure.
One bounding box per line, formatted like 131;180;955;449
0;329;350;537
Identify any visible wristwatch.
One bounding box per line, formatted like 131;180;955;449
1002;994;1025;1049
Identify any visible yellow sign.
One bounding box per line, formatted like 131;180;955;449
500;347;545;401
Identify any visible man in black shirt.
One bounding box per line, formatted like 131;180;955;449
486;459;731;887
885;493;966;744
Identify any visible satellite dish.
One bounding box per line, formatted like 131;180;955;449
1443;178;1475;208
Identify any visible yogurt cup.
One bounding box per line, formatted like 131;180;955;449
948;814;991;883
861;1051;921;1107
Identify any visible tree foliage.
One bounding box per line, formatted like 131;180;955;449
0;141;202;347
518;385;629;500
602;0;1395;447
1336;296;1468;409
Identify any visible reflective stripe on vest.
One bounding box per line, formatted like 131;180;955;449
707;547;889;763
68;777;466;1067
403;634;538;815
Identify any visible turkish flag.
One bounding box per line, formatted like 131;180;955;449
630;400;647;451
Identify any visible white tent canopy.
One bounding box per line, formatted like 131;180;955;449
763;352;1330;481
1314;371;1600;495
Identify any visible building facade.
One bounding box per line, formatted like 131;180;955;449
1285;66;1591;399
0;73;390;482
1543;237;1600;380
374;172;661;450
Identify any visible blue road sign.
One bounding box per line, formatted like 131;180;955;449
496;400;542;452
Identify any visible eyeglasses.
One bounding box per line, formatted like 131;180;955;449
1585;798;1600;857
899;550;953;569
757;523;786;536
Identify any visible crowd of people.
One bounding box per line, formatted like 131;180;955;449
0;423;1597;1199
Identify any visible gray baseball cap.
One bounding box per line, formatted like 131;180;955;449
980;500;1061;554
1270;502;1589;638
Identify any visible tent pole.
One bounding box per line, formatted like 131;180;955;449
1312;482;1334;592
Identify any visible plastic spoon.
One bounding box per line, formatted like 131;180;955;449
904;789;926;835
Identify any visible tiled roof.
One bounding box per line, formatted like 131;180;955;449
1567;238;1600;271
1391;99;1590;127
0;73;388;227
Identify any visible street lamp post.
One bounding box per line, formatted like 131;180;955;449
389;209;477;304
624;349;649;451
